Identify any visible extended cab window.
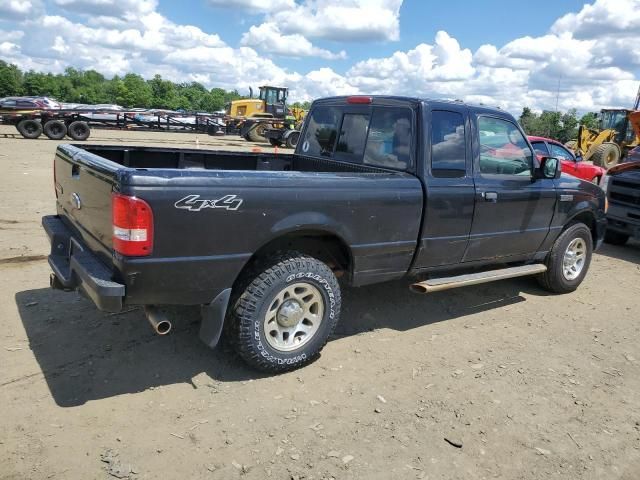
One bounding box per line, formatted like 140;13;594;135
431;110;466;177
300;106;340;157
478;117;532;176
363;107;412;170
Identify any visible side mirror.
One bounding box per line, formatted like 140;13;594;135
535;156;561;179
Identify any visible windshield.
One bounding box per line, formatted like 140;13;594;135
599;110;628;132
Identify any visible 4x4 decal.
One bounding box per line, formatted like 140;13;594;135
174;194;243;212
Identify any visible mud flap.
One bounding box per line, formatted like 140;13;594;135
199;288;232;349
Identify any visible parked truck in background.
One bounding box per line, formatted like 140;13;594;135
43;96;607;373
602;161;640;245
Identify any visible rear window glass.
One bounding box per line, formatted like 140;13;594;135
363;107;412;169
336;113;369;157
430;110;466;177
300;106;340;157
300;105;413;170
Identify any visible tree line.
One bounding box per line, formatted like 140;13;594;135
1;61;595;135
518;107;598;144
0;60;249;112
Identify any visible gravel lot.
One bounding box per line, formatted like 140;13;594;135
1;125;639;480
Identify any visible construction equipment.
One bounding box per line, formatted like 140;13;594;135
226;86;305;145
566;84;640;169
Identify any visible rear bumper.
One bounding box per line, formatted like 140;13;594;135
43;215;125;312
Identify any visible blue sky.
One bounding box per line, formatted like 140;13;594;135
157;0;585;73
0;0;638;113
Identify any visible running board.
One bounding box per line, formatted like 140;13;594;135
410;264;547;294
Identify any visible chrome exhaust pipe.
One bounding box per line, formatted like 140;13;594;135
144;306;172;335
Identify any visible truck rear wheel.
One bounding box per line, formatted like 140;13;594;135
604;230;629;246
591;143;620;169
67;121;90;141
229;252;341;373
44;120;67;140
17;119;43;139
537;223;593;294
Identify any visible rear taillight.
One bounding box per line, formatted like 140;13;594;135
112;193;154;256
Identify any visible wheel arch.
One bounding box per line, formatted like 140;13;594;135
566;209;598;244
232;227;354;292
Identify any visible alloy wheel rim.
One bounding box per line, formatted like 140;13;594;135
562;238;586;280
263;282;324;352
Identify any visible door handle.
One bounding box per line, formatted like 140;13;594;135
482;191;498;202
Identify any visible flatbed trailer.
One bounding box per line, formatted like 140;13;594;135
0;109;227;140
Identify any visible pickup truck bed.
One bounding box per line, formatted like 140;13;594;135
44;95;607;372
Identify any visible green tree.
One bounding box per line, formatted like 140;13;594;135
0;61;23;97
579;112;599;129
0;63;262;112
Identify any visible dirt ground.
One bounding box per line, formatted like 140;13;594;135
1;124;639;480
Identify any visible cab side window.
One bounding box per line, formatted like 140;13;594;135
478;116;533;176
430;110;466;178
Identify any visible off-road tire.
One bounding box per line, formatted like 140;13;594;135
537;223;593;294
43;120;67;140
229;252;341;373
285;131;300;149
67;121;90;141
604;230;629;246
17;119;43;139
246;123;267;143
591;143;620;169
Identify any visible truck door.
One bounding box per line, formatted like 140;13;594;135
413;106;475;268
463;115;557;261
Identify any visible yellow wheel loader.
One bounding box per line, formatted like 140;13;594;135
225;86;305;143
567;109;639;169
567;84;640;169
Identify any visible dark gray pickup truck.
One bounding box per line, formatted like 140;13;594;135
44;95;607;372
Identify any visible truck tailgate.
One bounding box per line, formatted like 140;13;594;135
54;144;118;259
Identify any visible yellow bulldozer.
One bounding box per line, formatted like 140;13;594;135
567;86;640;169
226;85;306;145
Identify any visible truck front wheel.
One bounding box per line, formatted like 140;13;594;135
229;252;341;373
537;223;593;293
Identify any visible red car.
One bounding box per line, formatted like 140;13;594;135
528;135;606;184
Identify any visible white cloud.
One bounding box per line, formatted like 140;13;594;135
0;0;43;20
241;22;346;59
53;0;157;20
268;0;403;42
207;0;295;13
552;0;640;39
